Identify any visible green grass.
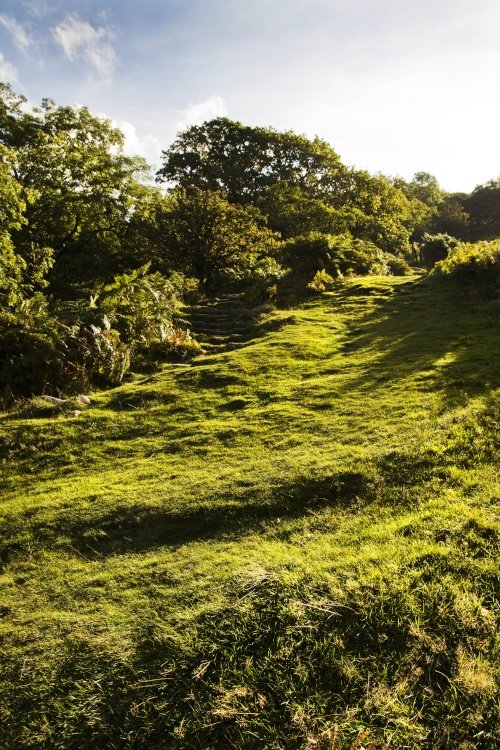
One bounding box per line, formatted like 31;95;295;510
0;275;499;749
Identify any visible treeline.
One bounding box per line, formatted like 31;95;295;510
0;82;499;401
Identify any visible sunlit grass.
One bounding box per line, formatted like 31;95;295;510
1;275;499;749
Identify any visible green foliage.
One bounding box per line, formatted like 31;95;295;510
0;292;129;401
430;180;500;242
0;235;26;308
85;265;201;365
282;232;385;284
433;239;500;288
0;295;64;402
119;185;173;271
419;232;459;269
165;270;201;303
0;144;27;306
432;193;470;238
0;82;31;147
258;181;351;238
381;253;413;276
158;117;346;204
307;268;337;293
0;266;197;401
337;170;413;254
393;171;444;209
159;120;417;256
462;179;500;239
88;265;176;346
160;187;281;289
0;88;150;292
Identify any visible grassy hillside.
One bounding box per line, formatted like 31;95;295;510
1;275;499;749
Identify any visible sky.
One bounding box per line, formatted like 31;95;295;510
0;0;499;192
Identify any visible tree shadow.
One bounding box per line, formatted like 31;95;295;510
333;277;500;407
1;471;370;564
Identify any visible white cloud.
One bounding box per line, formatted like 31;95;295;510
0;15;32;52
114;120;162;167
51;14;116;81
176;95;228;131
24;1;56;20
0;52;18;82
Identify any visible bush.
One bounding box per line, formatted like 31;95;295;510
307;269;337;293
419;233;458;269
282;232;386;282
0;266;198;403
0;295;131;404
382;253;413;276
433;239;500;288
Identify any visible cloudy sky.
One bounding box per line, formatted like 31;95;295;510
0;0;499;192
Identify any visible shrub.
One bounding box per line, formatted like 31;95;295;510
382;253;413;276
0;266;198;403
0;295;131;403
282;232;386;282
433;239;500;288
419;233;458;269
307;269;337;293
166;271;201;304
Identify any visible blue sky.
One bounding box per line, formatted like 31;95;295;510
1;0;499;191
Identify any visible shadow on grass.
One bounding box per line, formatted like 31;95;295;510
0;471;371;564
73;470;371;558
3;443;451;565
335;276;500;406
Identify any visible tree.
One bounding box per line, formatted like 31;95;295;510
0;143;27;306
159;118;420;256
0;89;150;292
432;194;470;238
258;181;352;239
335;170;414;254
157;118;346;204
419;233;458;269
393;171;444;208
463;180;500;238
391;172;446;240
120;184;174;271
160;188;280;288
0;82;36;148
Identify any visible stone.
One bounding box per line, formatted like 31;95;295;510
41;395;67;406
76;394;92;406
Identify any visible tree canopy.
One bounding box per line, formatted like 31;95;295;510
157;117;346;204
160;187;280;288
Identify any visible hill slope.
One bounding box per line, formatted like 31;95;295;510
1;276;499;749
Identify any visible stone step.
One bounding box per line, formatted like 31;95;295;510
188;304;248;313
198;332;249;343
225;341;247;350
187;313;249;323
194;326;252;336
199;342;227;352
188;298;245;309
189;317;252;327
215;299;246;307
182;293;254;354
201;341;246;352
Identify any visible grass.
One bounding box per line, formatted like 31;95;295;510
0;274;499;749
